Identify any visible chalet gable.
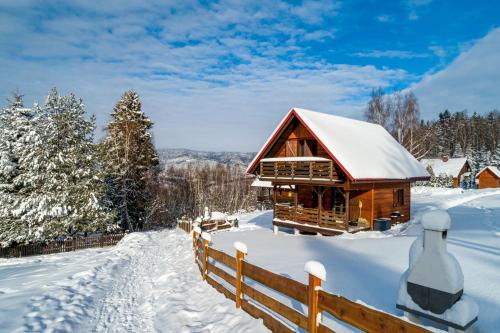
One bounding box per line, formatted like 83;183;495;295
247;107;430;181
476;166;500;179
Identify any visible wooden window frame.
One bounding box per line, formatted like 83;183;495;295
393;188;405;207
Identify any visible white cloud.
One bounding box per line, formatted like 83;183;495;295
411;27;500;118
0;0;409;151
353;50;430;59
405;0;433;21
376;14;393;23
408;11;419;21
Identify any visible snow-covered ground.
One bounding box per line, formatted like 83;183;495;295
212;187;500;332
1;187;499;332
0;230;267;333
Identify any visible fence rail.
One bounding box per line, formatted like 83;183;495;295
192;229;430;333
178;218;193;233
0;233;125;259
275;203;347;230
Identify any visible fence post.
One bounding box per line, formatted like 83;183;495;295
193;226;202;263
304;261;326;333
201;232;211;280
233;241;248;309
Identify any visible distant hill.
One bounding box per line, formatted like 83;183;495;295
158;148;256;170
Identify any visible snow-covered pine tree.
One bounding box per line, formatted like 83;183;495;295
0;93;35;246
10;88;115;244
102;90;159;231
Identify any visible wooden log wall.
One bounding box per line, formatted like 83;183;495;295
478;168;500;188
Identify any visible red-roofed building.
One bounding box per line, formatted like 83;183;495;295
247;108;430;235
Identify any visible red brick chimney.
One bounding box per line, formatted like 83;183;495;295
441;154;449;162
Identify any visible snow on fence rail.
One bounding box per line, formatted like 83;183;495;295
0;233;126;259
192;229;430;333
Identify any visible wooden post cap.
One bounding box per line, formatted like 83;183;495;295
233;241;248;254
201;231;212;242
304;261;327;281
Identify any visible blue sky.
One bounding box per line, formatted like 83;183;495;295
0;0;499;151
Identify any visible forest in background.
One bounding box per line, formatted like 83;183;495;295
365;88;499;173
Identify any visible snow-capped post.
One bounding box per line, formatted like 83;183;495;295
397;210;478;332
304;261;326;333
233;241;248;309
193;226;202;263
201;232;211;280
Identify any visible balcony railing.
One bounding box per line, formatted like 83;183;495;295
259;157;338;182
274;203;347;230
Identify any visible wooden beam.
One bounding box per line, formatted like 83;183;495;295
318;187;322;224
307;273;322;333
273;185;277;218
345;190;350;223
235;248;245;308
370;185;375;230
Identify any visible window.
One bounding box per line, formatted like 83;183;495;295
298;139;317;156
393;188;405;207
299;140;305;156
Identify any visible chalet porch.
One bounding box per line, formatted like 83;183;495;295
273;203;369;235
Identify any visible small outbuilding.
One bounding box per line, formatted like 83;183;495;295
420;155;471;188
476;166;500;189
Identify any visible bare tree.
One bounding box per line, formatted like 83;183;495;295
365;87;390;129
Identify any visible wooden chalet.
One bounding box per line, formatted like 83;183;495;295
420;156;472;188
247;108;430;235
476;166;500;189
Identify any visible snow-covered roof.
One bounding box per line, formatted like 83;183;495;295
250;178;295;190
247;108;430;181
420;157;468;178
251;178;273;188
211;212;227;220
476;166;500;178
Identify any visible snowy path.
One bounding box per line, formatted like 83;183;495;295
0;230;267;332
92;232;159;332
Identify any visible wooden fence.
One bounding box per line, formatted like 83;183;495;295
0;233;125;259
178;218;193;233
178;218;233;234
192;230;430;333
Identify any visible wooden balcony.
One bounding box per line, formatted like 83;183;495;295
274;203;369;234
259;157;338;182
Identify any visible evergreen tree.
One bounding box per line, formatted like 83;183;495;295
8;88;115;244
102;90;159;231
0;93;35;245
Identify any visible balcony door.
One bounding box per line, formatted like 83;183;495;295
285;140;298;157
